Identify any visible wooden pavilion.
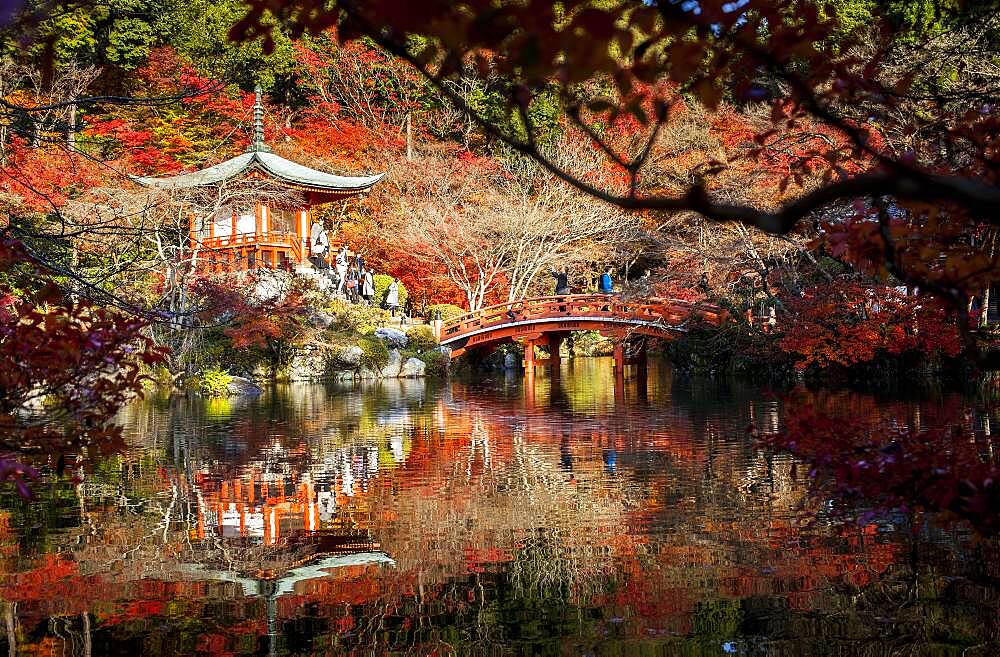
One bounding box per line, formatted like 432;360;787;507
132;87;384;273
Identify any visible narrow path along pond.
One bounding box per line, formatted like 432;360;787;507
1;359;998;656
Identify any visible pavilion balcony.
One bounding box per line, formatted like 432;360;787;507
190;205;345;275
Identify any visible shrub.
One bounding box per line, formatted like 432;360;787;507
406;325;438;352
419;350;449;378
426;303;466;322
358;335;389;371
333;301;389;335
198;368;233;397
373;274;408;309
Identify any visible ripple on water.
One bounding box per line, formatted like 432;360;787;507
0;358;996;655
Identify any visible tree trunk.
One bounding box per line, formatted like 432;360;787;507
405;113;413;161
67;103;76;149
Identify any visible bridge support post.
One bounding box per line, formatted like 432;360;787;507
523;338;536;373
612;341;625;372
549;333;563;368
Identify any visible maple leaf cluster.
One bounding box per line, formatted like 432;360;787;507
778;280;963;371
0;239;167;497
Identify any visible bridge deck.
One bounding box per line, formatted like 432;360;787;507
440;294;725;356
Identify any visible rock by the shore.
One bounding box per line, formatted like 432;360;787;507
227;376;263;396
286;347;329;382
309;311;337;329
374;327;409;348
380;349;403;378
333;345;363;368
503;352;518;370
399;357;426;378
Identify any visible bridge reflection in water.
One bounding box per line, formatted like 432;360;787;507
0;365;993;656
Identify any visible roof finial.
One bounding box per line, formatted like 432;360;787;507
251;84;271;153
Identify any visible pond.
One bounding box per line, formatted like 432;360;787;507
0;359;998;656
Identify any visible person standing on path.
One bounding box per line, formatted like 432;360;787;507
386;278;400;318
362;268;375;306
346;266;360;303
310;221;330;270
335;245;350;296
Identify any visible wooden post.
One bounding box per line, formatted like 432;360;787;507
523;338;535;372
298;208;309;263
231;210;237;241
549;334;563;366
254;204;263;240
613;341;625;371
188;214;196;250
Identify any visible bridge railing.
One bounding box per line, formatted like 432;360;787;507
441;294;726;341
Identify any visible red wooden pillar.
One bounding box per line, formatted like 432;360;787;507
254;203;262;240
523;338;536;372
188;214;196;250
231;210;237;241
613;341;625;371
549;334;563;366
298;207;310;263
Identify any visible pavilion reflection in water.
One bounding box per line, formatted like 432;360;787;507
2;364;957;656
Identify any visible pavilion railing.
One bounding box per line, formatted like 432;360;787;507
198;231;306;270
441;294;726;342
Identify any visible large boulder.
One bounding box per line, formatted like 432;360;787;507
227;376;262;396
332;345;364;368
379;349;403;378
286;347;329;381
399;357;426;378
503;352;519;370
374;327;409;349
309;311;337;329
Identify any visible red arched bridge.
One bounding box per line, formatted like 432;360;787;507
435;294;727;370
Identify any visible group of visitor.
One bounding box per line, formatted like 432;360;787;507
310;222;402;317
548;266;616;296
334;245;376;305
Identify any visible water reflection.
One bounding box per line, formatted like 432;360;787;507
0;359;998;655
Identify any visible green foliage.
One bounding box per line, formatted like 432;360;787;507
358;335;389;371
327;298;389;335
405;325;438;352
162;0;297;88
426;303;466;322
820;0;964;44
374;274;408;309
417;349;449;378
197;367;232;397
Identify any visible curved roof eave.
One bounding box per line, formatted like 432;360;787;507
130;151;385;192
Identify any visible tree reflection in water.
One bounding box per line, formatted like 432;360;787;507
0;359;997;655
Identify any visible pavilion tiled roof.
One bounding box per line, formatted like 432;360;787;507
131;85;384;194
130;150;384;192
